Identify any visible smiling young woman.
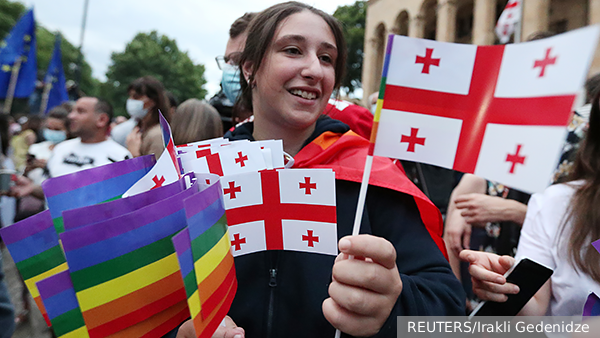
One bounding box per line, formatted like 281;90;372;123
176;2;465;338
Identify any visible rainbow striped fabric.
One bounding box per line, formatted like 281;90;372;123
0;210;65;326
176;181;237;338
42;155;156;233
36;271;89;337
583;292;600;316
58;180;199;337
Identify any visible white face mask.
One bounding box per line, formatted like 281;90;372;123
126;99;148;119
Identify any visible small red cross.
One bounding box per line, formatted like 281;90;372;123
224;181;242;199
299;177;317;195
506;144;526;174
506;1;519;9
533;48;557;78
302;230;319;247
235;151;249;167
400;128;426;152
151;175;165;190
205;179;211;185
415;48;440;74
231;233;246;251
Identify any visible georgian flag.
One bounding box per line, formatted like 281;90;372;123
180;141;267;177
373;27;600;193
495;0;522;44
220;169;337;257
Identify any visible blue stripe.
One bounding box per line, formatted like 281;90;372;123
64;210;185;272
46;168;149;220
43;288;79;320
178;247;194;277
7;226;59;263
187;198;225;241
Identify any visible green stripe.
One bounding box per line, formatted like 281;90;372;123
51;308;86;337
15;246;66;280
378;77;387;100
101;195;122;203
53;217;65;234
183;271;197;299
69;236;174;292
191;216;227;261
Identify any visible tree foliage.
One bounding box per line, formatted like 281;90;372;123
333;1;366;95
101;31;207;117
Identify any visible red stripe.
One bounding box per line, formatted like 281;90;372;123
197;279;237;338
33;296;51;326
382;45;574;173
200;265;236;320
141;305;190;338
87;287;186;338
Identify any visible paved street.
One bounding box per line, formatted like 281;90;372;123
2;244;52;338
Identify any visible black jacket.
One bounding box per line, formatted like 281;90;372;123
224;118;465;338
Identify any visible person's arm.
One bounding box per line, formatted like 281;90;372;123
126;127;142;157
455;194;528;225
140;126;165;160
9;175;44;200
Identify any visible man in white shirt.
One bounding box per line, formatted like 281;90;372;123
47;97;131;177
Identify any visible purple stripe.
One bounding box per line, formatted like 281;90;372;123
62;177;185;231
583;292;600;316
0;210;53;245
159;111;171;148
385;34;394;55
172;229;194;276
42;155;155;198
60;181;199;252
36;270;73;299
183;182;220;220
382;34;395;79
7;226;59;263
172;228;191;255
593;239;600;254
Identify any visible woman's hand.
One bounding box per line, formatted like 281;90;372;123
176;316;244;338
323;235;402;337
126;127;142;157
444;208;472;257
459;250;519;302
455;194;527;226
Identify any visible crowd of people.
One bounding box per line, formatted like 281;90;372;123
0;1;598;338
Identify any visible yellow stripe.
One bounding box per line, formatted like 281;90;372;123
76;253;178;311
60;326;90;338
373;99;384;122
25;263;69;298
188;290;201;318
193;232;229;284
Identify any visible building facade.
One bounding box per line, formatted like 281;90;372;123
362;0;599;105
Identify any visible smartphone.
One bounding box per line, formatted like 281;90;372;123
469;258;553;317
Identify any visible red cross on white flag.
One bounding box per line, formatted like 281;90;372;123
122;146;181;197
372;27;600;193
180;141;268;177
496;0;521;44
220;168;337;257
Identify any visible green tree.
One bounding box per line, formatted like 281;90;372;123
333;1;366;95
101;31;207;117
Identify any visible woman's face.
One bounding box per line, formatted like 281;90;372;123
128;90;154;110
45;117;67;132
248;10;337;132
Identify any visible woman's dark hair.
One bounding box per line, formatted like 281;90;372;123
0;114;9;156
237;1;347;112
127;76;171;129
564;90;600;283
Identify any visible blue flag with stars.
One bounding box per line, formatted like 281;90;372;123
44;34;68;113
0;9;37;99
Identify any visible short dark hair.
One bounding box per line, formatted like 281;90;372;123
229;12;257;39
94;98;114;123
238;1;347;112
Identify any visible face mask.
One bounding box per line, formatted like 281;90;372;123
221;63;242;103
43;128;67;144
126;99;148;119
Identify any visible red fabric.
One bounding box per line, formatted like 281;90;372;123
293;130;448;260
324;101;374;140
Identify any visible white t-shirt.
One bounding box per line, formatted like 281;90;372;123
47;137;132;178
110;118;137;147
515;182;600;316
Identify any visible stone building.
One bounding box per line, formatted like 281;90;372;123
362;0;600;105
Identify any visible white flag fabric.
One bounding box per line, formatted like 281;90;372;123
495;0;521;44
372;27;600;193
122;147;180;197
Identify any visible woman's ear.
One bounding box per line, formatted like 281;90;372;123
242;61;253;85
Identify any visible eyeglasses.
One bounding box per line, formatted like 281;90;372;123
215;52;242;70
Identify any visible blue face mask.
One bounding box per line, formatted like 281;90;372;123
43;128;67;144
221;63;242;103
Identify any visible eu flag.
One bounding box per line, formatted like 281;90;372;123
44;34;68;113
0;9;37;99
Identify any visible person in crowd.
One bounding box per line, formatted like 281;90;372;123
10;116;39;172
166;91;179;117
460;90;600;316
177;3;464;337
210;12;256;132
124;76;171;159
171;99;223;145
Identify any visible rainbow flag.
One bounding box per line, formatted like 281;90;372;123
159;110;182;175
0;210;65;326
583;292;600;316
183;181;237;338
172;228;199;317
593;238;600;255
42;155;156;233
37;271;89;337
59;181;199;337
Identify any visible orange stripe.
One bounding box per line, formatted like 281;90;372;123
106;300;188;338
33;296;51;326
82;272;184;329
198;254;233;303
193;279;237;338
141;306;190;338
311;131;341;150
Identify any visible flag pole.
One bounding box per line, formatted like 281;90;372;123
514;0;523;43
39;81;52;115
3;57;22;114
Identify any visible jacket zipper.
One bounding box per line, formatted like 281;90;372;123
266;252;278;338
